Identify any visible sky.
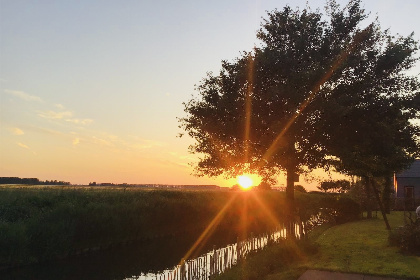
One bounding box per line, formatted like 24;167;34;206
1;0;419;189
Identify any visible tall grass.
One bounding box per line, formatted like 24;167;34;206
0;187;356;267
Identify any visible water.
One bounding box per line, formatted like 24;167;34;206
1;231;211;280
1;224;302;280
122;224;301;280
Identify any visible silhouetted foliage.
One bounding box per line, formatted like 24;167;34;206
296;192;361;231
334;196;361;223
0;177;70;185
231;184;240;191
318;180;350;193
294;185;307;193
180;1;419;234
256;181;272;190
179;0;419;204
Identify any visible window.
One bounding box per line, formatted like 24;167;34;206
404;186;414;198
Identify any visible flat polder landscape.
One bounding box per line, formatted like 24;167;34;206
1;184;419;280
2;0;420;279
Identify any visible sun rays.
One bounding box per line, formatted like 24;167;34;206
180;27;364;270
237;174;253;190
244;54;254;164
179;193;238;263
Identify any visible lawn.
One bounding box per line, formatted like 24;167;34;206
216;211;420;280
268;211;420;280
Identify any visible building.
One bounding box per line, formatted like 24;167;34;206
394;160;420;198
394;159;420;210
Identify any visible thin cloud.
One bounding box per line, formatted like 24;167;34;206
130;139;165;150
26;126;64;136
17;142;29;149
92;136;114;147
73;138;80;145
4;89;43;102
55;104;65;109
10;127;24;135
128;135;166;149
65;118;93;125
38;107;93;126
37;110;73;119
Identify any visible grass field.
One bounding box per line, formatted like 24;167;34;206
252;212;420;280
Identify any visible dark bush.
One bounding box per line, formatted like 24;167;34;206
389;219;420;255
334;196;361;224
297;193;361;230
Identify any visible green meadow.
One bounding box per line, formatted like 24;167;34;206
215;211;420;280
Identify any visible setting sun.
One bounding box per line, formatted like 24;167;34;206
237;175;253;190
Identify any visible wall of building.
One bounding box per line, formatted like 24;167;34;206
395;177;420;198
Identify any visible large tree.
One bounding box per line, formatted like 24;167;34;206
179;0;419;225
324;80;419;226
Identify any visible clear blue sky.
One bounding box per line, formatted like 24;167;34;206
1;0;419;188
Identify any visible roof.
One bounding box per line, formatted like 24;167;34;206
396;160;420;178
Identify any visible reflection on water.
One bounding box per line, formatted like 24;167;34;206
0;228;236;280
1;224;303;280
125;224;302;280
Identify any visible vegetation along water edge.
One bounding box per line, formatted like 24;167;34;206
0;185;359;268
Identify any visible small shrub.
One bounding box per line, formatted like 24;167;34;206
334;196;361;224
389;218;420;255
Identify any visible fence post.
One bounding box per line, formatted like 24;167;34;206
300;221;304;239
187;260;191;280
213;245;217;275
237;237;241;262
251;232;254;251
206;255;208;279
180;259;185;280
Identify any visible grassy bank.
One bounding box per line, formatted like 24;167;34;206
218;211;420;280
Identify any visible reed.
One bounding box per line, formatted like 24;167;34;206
0;186;357;267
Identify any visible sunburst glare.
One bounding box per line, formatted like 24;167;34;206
237;174;254;190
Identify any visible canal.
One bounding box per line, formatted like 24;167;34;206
1;224;301;280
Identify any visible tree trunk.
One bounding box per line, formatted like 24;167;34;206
285;134;296;239
372;179;391;231
286;164;295;239
382;175;392;214
364;176;373;219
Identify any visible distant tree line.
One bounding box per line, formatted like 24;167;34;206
0;177;70;185
318;180;351;193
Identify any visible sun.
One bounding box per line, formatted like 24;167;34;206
237;175;253;190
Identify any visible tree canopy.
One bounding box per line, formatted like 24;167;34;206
179;0;420;190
